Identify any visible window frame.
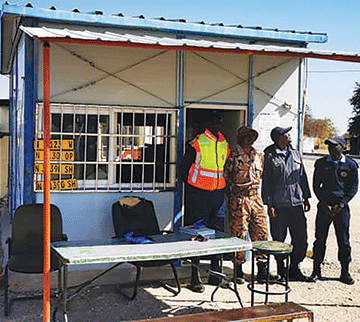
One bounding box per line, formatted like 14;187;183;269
35;103;178;192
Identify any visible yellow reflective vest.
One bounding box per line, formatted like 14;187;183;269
187;129;230;191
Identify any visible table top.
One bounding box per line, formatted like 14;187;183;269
252;240;293;254
51;233;252;265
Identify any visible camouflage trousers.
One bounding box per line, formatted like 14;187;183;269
228;192;268;265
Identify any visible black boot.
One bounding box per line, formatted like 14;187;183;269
208;257;222;286
257;262;279;284
188;258;205;293
277;259;286;282
340;263;355;285
236;264;245;284
309;262;322;282
289;263;309;282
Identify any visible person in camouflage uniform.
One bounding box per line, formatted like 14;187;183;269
225;126;271;283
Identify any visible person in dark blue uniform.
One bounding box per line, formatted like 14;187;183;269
262;126;311;281
310;136;358;284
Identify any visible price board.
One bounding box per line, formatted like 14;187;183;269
35;179;78;191
35;150;75;162
34;139;74;150
34;163;75;175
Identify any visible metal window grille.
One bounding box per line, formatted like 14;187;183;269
35;103;177;192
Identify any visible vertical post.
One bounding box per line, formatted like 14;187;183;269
42;41;51;322
248;55;254;127
298;58;305;152
173;50;185;233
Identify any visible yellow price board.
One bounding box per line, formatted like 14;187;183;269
35;150;75;162
35;179;78;191
34;163;75;175
34;139;74;150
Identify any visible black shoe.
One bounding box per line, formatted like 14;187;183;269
257;273;280;284
289;267;309;282
340;272;355;285
188;282;205;293
208;275;221;286
308;272;321;282
235;264;245;284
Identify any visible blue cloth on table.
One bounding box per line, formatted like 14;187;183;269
124;231;153;244
193;219;206;229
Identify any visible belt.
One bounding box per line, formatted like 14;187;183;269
238;189;257;197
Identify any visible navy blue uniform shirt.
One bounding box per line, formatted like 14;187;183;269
313;155;358;206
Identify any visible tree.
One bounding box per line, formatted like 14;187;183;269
303;108;336;139
348;82;360;136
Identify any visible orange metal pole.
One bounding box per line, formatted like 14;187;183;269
42;41;51;322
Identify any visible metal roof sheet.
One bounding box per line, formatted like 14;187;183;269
19;26;360;63
2;3;327;44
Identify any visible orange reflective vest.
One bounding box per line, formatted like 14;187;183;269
187;129;230;191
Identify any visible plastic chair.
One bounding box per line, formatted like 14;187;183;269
112;197;181;300
4;203;67;316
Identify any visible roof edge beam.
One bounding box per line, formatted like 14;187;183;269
33;37;360;63
2;3;328;44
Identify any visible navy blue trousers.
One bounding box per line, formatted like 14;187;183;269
269;205;308;266
312;203;351;266
184;184;224;230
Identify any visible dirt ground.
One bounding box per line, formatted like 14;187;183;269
1;155;360;321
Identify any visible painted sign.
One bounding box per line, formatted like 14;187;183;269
34;163;75;175
34;139;74;150
34;150;75;162
35;178;78;191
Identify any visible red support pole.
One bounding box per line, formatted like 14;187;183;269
42;41;51;322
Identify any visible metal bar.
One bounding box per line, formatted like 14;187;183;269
248;55;254;127
42;40;51;322
174;50;185;233
35;37;360;63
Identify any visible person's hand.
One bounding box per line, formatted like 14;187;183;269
331;204;342;215
268;206;277;218
303;199;311;212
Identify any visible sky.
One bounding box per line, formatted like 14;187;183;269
1;0;360;134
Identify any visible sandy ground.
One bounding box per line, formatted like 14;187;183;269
1;154;360;321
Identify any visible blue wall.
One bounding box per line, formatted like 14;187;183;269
36;192;174;240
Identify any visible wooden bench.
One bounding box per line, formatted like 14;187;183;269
133;302;314;322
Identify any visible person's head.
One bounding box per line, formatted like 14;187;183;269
325;136;345;160
270;126;292;150
203;115;223;136
236;126;258;148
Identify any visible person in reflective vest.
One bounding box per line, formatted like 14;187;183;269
180;123;230;293
187;128;229;191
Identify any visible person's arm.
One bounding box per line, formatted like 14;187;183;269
341;159;359;205
312;159;324;202
261;153;276;217
299;158;311;211
178;145;196;182
224;152;235;195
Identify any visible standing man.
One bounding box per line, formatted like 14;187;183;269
310;136;358;284
224;126;270;283
179;120;230;292
262;126;311;281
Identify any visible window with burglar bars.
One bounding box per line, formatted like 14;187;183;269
34;103;177;192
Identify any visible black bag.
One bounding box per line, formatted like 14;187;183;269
112;197;160;238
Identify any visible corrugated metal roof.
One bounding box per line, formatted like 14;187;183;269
19;26;360;63
1;3;327;44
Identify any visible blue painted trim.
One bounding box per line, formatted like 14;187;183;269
174;50;185;233
8;67;15;219
23;35;36;204
298;59;304;152
184;101;248;107
248;55;254;127
2;4;328;44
